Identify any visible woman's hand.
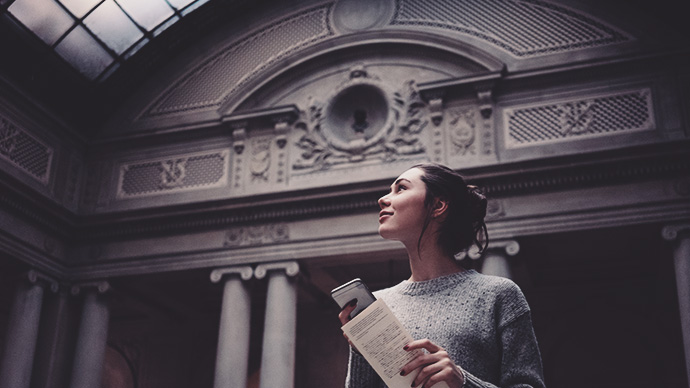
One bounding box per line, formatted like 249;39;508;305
338;299;359;350
400;339;466;388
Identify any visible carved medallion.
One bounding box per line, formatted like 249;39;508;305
293;66;427;171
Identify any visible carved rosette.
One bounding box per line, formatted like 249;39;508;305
293;66;427;171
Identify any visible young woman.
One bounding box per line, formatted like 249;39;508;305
339;163;545;388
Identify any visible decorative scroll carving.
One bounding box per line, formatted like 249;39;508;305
662;224;690;242
210;266;253;283
26;270;60;293
293;67;427;171
456;239;519;261
254;261;300;279
224;223;290;247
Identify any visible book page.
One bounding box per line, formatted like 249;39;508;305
342;299;450;388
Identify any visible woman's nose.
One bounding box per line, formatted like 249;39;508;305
378;194;390;208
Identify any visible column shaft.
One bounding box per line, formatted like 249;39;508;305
214;276;251;388
68;290;110;388
673;235;690;386
481;251;513;279
0;280;44;388
259;271;297;388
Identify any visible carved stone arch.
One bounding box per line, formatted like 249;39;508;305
222;37;503;173
222;30;506;116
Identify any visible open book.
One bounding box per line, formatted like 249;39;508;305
342;299;450;388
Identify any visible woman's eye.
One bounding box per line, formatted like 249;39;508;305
397;185;407;192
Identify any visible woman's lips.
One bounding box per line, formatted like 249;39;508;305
379;211;393;222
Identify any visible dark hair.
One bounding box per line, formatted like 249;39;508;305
412;162;489;257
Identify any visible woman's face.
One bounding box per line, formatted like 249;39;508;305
378;168;429;244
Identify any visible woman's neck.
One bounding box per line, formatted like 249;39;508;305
405;242;464;282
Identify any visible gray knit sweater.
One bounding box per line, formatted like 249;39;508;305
345;270;545;388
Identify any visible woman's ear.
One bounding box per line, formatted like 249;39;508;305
432;198;449;219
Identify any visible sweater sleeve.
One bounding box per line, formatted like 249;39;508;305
464;312;546;388
345;346;383;388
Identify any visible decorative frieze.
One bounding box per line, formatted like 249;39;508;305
504;89;655;148
116;150;229;199
0;114;53;185
224;223;290;248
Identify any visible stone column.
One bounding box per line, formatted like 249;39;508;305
210;266;254;388
0;270;57;388
477;240;520;279
68;281;111;388
662;224;690;386
255;261;300;388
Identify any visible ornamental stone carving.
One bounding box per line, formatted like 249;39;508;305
448;109;477;156
293;66;427;171
224;223;290;247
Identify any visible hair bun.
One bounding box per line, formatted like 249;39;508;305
467;185;487;222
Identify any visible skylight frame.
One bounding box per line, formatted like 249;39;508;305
2;0;210;82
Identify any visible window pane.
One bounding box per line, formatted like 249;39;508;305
59;0;101;18
84;0;143;54
55;25;113;79
9;0;74;45
116;0;173;30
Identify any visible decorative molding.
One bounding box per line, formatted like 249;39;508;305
254;261;300;279
0;114;53;185
116;149;229;199
224;223;290;247
210;266;253;283
504;89;655;149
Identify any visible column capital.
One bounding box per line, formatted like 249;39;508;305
70;281;111;296
26;269;60;293
254;261;299;279
456;239;520;260
662;223;690;241
210;266;253;283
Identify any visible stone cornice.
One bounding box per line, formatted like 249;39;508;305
0;142;688;244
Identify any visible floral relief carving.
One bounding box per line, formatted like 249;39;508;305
293;67;427;171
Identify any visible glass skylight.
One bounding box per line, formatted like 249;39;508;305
4;0;211;81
